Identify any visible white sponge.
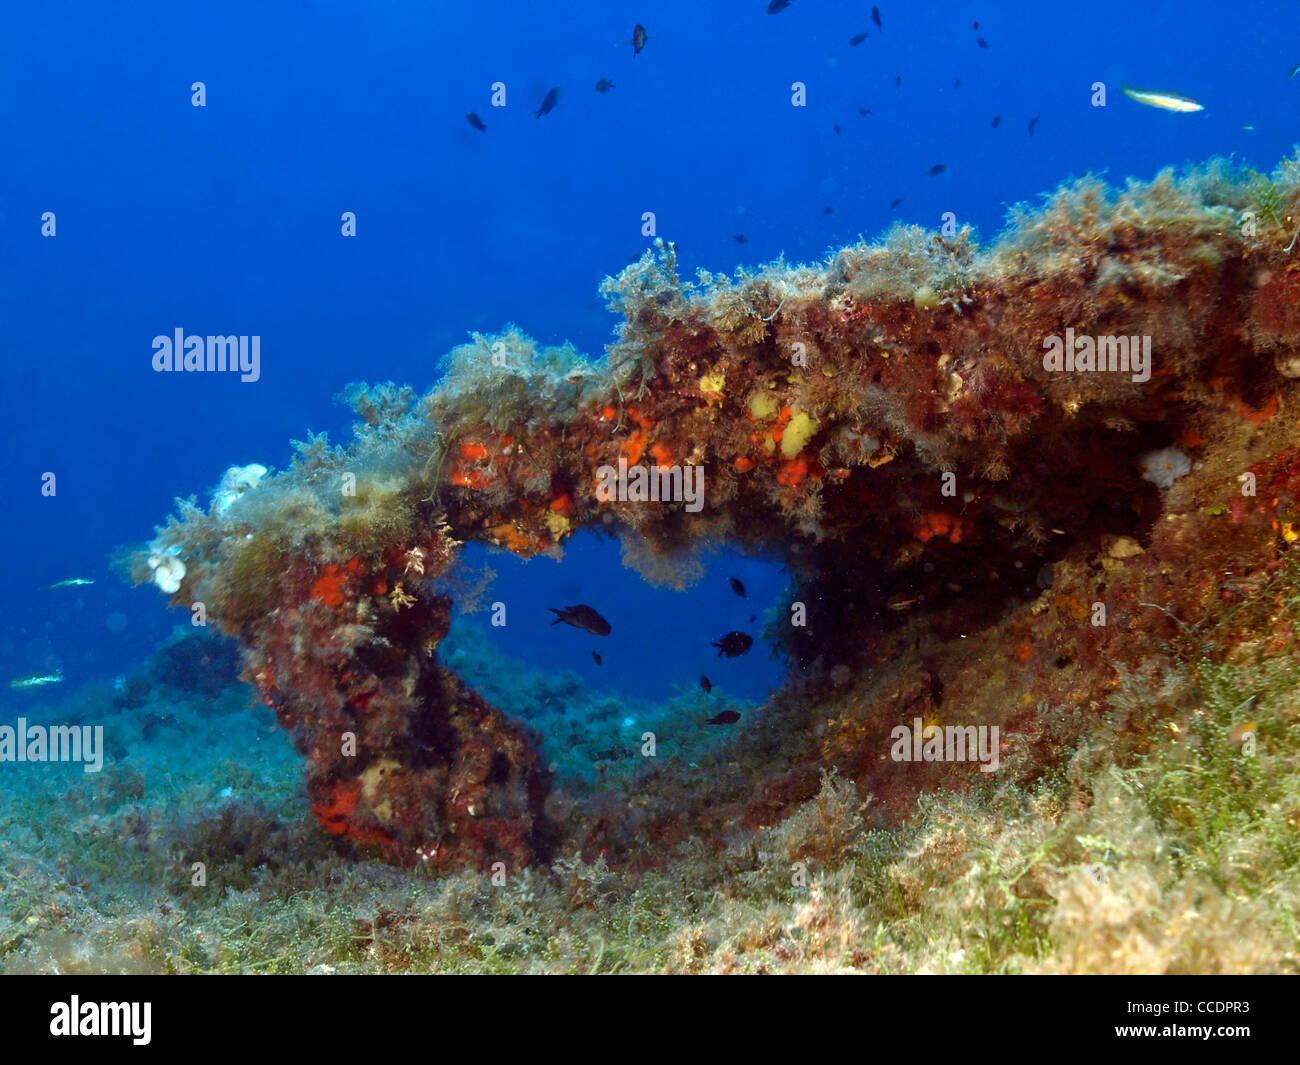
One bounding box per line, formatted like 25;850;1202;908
148;545;186;594
1139;447;1192;490
213;463;269;516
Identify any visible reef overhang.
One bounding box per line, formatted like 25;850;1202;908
133;159;1300;868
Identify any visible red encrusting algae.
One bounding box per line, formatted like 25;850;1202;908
134;158;1300;868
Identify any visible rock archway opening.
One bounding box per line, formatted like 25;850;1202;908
129;164;1300;867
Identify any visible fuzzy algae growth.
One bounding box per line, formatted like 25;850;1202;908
5;594;1300;974
79;155;1300;972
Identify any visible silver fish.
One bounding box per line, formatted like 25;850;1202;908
1121;83;1204;113
9;670;63;689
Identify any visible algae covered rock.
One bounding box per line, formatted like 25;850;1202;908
135;159;1300;877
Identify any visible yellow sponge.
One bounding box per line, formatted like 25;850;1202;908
782;411;818;458
749;391;780;420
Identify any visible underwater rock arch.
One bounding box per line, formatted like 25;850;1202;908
133;161;1300;868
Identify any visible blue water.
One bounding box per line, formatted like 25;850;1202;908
2;0;1297;704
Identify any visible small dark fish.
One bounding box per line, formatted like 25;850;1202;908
707;710;741;726
926;163;946;176
976;37;989;49
712;631;753;658
833;123;842;135
630;23;648;55
895;75;902;88
953;79;961;89
849;32;868;46
729;577;747;598
823;206;834;214
466;112;486;131
734;234;749;244
534;87;560;118
748;615;756;623
973;20;980;30
857;107;871;116
889;197;904;208
550;604;611;636
595;78;615;93
872;5;882;31
700;675;713;693
1028;115;1039;136
592;650;602;665
991;114;1001;128
767;0;791;13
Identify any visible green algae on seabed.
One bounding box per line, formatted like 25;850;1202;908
3;561;1300;973
19;155;1300;972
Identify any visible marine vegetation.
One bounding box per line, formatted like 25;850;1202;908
80;155;1300;971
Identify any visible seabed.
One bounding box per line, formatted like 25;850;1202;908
6;159;1300;974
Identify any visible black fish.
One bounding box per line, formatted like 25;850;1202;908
729;577;747;598
767;0;791;13
550;604;611;636
973;20;980;30
707;710;741;726
534;87;560;118
991;114;1001;128
953;79;961;89
889;197;904;208
926;163;946;176
976;36;989;49
700;675;713;693
592;650;602;665
823;206;834;214
857;107;871;116
748;614;756;623
833;123;841;135
630;23;648;55
734;234;749;244
849;32;868;46
595;78;614;93
872;5;882;31
1028;115;1039;136
895;75;902;87
466;112;486;131
712;631;753;657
